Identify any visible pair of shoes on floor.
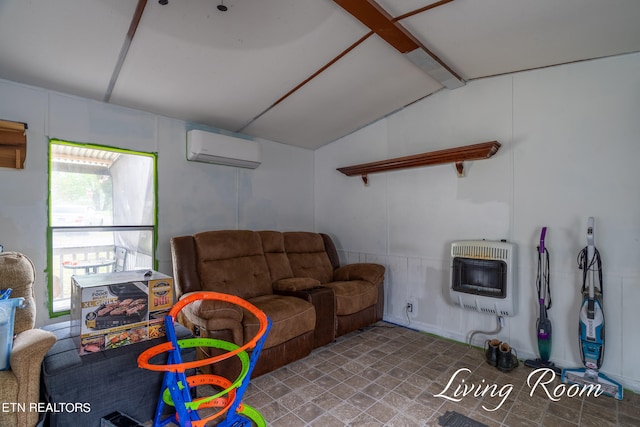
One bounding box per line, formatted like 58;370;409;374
485;339;519;372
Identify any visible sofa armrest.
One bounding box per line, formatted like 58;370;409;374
273;277;321;292
11;328;57;402
333;263;385;286
177;292;244;345
179;293;244;321
275;286;336;347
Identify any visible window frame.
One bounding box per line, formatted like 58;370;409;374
47;139;158;317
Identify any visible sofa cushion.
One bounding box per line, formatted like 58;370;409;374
258;230;294;282
244;295;315;349
283;232;334;284
324;280;378;316
194;230;273;299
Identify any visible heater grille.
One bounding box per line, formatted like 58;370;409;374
450;240;516;316
459;301;513;317
451;244;509;261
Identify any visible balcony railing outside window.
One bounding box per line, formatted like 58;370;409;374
51;228;154;313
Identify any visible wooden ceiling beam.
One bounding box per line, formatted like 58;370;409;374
104;0;148;102
393;0;456;21
334;0;418;53
334;0;464;89
240;0;462;133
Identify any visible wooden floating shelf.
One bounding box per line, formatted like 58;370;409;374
337;141;501;184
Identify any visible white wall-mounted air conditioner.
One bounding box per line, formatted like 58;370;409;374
186;129;261;169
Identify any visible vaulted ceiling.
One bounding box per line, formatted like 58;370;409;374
1;0;639;149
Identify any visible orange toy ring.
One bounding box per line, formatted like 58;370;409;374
138;291;269;372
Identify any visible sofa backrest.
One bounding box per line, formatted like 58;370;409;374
193;230;273;299
171;230;343;298
170;235;201;298
258;230;294;282
319;233;341;270
283;232;334;284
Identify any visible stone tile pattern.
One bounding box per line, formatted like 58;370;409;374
150;322;640;427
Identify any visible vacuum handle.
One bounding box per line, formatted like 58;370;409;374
587;217;595;299
539;227;547;254
587;217;595;259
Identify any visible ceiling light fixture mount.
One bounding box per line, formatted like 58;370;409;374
217;1;228;12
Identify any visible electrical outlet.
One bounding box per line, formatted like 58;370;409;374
406;298;418;317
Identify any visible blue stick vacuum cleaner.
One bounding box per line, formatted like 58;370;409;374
525;227;561;373
562;217;623;400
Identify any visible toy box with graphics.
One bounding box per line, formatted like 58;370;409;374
70;270;173;355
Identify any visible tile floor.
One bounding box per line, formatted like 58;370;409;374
162;322;640;426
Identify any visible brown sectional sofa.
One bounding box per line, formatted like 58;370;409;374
170;229;385;377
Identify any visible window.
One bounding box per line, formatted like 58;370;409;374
48;140;157;316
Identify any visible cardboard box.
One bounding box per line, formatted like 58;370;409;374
71;270;173;355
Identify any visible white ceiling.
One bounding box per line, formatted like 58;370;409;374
1;0;639;149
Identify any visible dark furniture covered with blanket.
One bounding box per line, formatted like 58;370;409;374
41;321;195;426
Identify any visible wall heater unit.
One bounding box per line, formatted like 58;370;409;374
449;240;517;316
186;129;261;169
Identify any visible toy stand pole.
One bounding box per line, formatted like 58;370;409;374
152;320;194;426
